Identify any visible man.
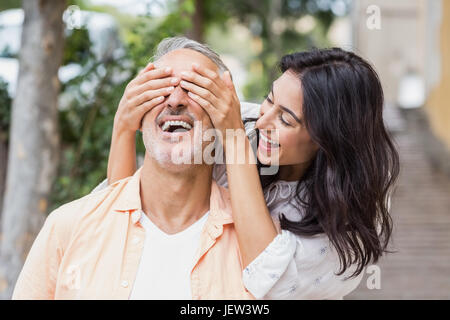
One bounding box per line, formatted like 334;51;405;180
12;37;256;299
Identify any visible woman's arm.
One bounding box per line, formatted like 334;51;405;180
224;133;279;268
106;63;180;184
107;123;137;184
179;64;278;269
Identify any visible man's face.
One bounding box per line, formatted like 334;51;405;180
141;48;218;169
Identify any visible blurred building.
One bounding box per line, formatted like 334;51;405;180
348;0;450;300
352;0;450;176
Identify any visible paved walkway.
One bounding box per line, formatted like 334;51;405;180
347;113;450;299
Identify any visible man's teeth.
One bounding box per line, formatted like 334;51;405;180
161;120;193;132
260;133;278;146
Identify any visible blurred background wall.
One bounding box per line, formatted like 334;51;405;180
348;0;450;299
352;0;450;176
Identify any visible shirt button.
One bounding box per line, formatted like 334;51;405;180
131;210;142;224
121;280;129;288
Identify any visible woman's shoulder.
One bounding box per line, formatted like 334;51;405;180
264;180;304;221
240;101;260;120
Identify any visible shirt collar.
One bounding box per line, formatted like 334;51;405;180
112;166;234;228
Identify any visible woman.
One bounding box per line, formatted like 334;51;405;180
98;43;399;299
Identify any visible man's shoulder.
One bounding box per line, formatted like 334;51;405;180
240;102;260;120
46;176;133;229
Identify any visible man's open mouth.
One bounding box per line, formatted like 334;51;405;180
161;120;192;132
158;117;194;134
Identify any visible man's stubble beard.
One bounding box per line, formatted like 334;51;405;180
142;120;207;169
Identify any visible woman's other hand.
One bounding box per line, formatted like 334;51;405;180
114;63;180;134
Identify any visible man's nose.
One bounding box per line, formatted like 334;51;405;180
165;85;189;111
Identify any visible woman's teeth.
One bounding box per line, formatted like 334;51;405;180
161;120;193;132
260;133;279;147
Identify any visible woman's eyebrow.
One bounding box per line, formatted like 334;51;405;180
271;85;303;124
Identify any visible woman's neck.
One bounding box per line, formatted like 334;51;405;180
278;162;311;182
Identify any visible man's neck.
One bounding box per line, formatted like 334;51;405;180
139;153;213;235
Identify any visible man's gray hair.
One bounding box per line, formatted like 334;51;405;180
152;36;230;74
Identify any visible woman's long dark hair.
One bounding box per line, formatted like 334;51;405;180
247;48;400;278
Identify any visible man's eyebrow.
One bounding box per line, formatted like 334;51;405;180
271;84;302;124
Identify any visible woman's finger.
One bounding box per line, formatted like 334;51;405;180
129;86;175;107
223;71;234;89
134;95;165;117
180;70;222;98
128;76;180;99
135;95;165;130
187;91;217;117
138;62;155;75
133;66;173;86
191;63;221;85
180;80;219;107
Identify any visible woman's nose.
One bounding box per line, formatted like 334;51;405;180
257;105;276;130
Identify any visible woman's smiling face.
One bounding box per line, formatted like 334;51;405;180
255;70;319;168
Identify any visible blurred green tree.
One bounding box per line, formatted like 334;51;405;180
0;78;11;216
0;0;66;299
205;0;348;101
0;0;21;12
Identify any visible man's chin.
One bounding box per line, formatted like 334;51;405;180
145;140;202;168
154;158;196;172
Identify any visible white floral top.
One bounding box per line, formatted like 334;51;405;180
212;163;363;300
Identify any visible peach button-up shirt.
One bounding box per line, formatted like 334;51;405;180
12;167;255;300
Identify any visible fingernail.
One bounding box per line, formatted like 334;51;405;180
180;80;187;86
180;71;189;77
167;86;174;92
170;77;179;84
165;67;171;73
192;63;199;69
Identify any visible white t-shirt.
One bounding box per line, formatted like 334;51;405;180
129;210;210;300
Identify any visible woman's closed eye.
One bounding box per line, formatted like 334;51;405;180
278;113;292;127
265;94;293;127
